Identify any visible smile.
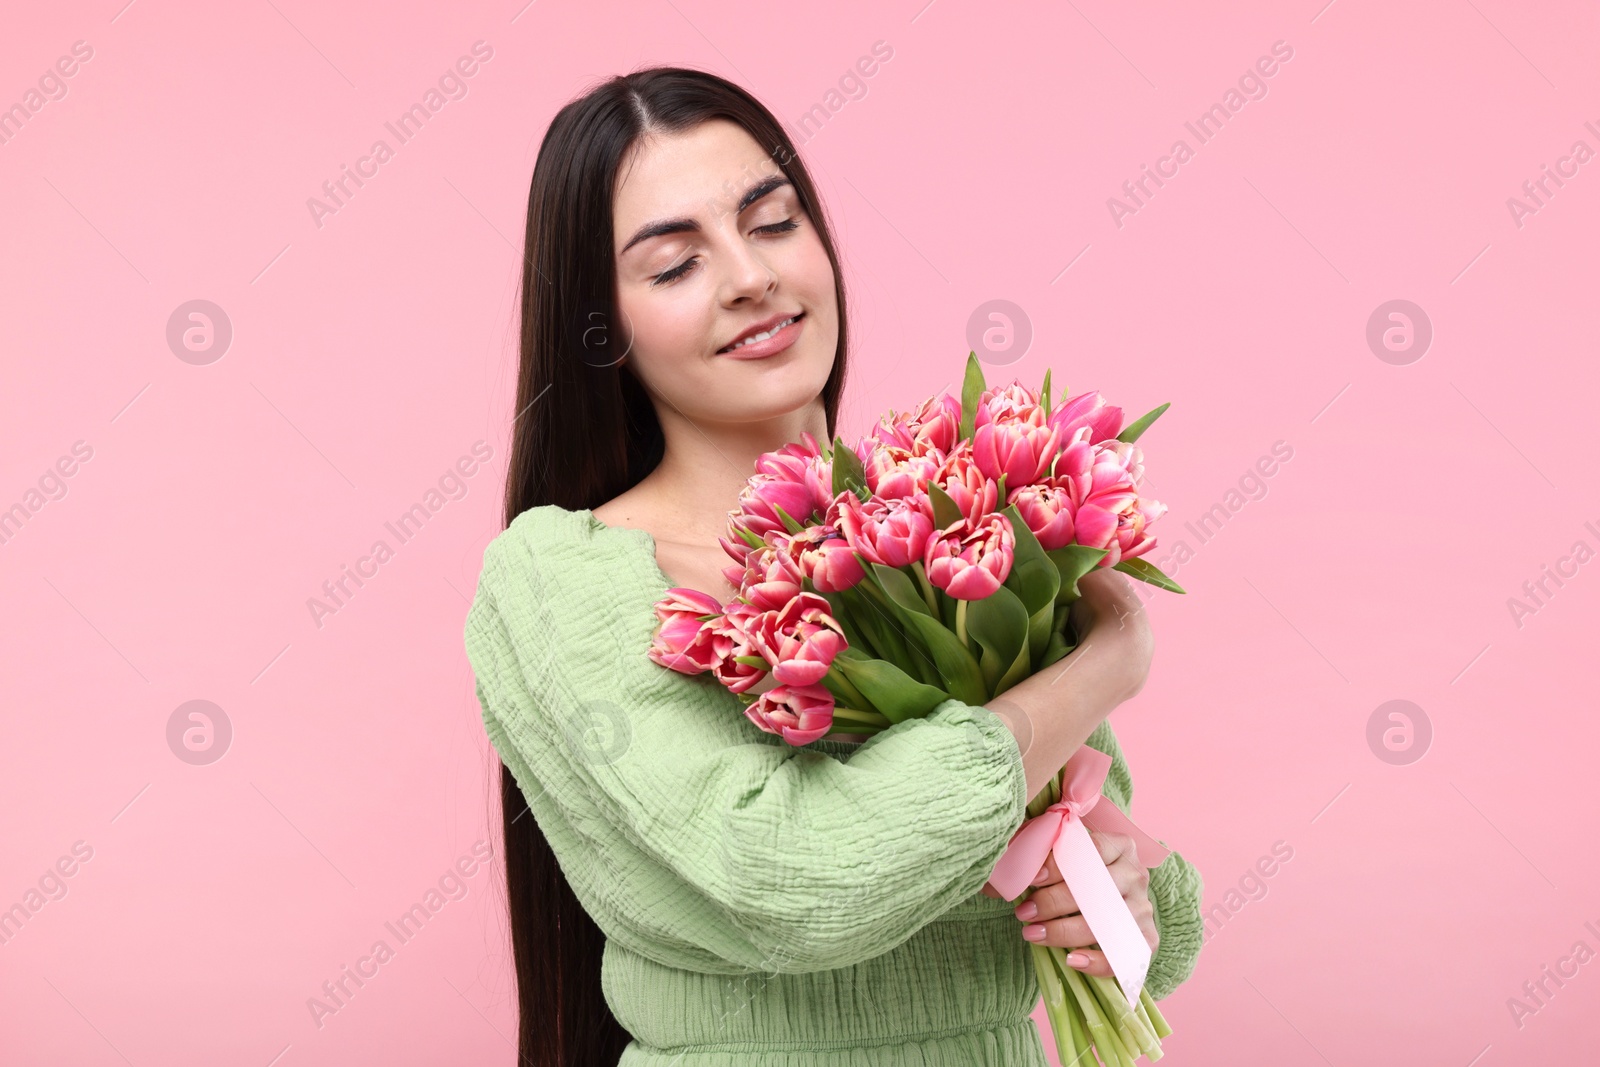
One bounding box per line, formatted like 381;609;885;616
718;312;805;359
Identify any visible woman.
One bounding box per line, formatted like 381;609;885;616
463;66;1204;1067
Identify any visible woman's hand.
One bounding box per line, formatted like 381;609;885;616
1071;567;1154;704
987;829;1158;975
979;566;1157;804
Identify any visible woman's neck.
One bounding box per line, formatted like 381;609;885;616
643;400;830;542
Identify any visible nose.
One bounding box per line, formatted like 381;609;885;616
717;234;778;306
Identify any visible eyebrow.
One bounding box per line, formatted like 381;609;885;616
618;174;793;255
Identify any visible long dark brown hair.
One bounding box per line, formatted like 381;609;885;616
494;67;850;1066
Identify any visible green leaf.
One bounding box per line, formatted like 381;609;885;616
771;504;806;535
831;435;867;497
818;589;876;659
927;481;964;530
820;662;876;715
1114;557;1186;593
867;562;936;618
1116;402;1170;443
1039;631;1071;669
893;611;987;705
1046;545;1110;603
1040;368;1052;419
959;351;986;443
831;655;951;724
963;584;1030;693
994;640;1032;695
1026;602;1054;668
737;526;764;550
844;588;979;703
840;583;911;665
853;573;954;688
733;655;770;669
1052;601;1072;638
1000;504;1060;615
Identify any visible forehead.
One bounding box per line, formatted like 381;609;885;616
612;119;784;225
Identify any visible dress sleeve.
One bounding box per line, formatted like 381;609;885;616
463;535;1031;976
1082;719;1205;1001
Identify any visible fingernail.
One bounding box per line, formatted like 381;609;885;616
1066;952;1090;967
1031;865;1051;885
1023;925;1047;942
1015;901;1038;921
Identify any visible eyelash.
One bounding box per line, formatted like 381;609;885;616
651;218;801;286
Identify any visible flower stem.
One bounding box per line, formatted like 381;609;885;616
1140;987;1172;1039
822;720;885;740
1060;956;1131;1067
829;706;892;727
955;597;968;650
1030;943;1086;1067
1089;972;1157;1059
910;560;940;616
824;666;873;713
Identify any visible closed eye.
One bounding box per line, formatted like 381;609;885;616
651;218;803;286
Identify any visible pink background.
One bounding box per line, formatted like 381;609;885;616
3;0;1597;1063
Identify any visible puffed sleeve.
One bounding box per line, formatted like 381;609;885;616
1082;719;1205;1000
463;529;1030;976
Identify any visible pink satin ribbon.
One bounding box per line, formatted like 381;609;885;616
986;745;1171;1004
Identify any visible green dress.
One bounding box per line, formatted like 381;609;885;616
463;504;1204;1066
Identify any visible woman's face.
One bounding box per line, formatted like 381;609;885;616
611;119;839;427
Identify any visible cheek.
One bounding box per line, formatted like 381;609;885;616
789;230;838;306
618;290;710;371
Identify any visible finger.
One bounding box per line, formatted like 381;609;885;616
1090;829;1136;868
1020;913;1096;950
1029;852;1062;888
1062;945;1114;978
1105;854;1149;899
1017;880;1078;921
980;881;1002;899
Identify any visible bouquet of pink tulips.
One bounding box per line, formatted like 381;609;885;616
648;353;1184;1065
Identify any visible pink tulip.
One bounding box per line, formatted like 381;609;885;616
1086;441;1163;564
1108;496;1167;565
744;682;836;746
754;430;823;478
865;392;962;455
1048;389;1124;444
1012;437;1166;566
1008;482;1079;551
718;524;759;574
835;493;936;568
1102;438;1147;489
769;525;865;593
724;436;844;560
645;588;725;674
861;442;945;501
709;602;768;694
733;545;805;611
931;442;999;524
747;592;847;686
970;385;1061;488
733;476;822;542
747;432;845;522
1043;427;1096;481
798;453;842;518
924;511;1015;599
976;381;1044;421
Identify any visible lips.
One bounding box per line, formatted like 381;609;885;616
718;311;805;354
